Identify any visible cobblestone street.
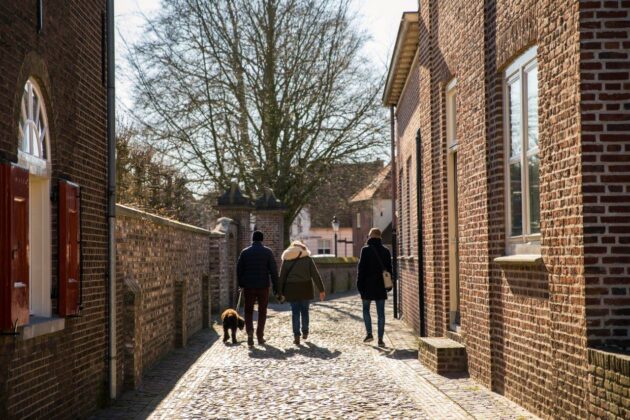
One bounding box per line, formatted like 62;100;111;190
93;293;537;419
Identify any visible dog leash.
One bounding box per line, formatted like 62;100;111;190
236;288;243;312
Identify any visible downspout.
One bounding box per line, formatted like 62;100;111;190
390;106;399;319
106;0;117;400
416;129;426;337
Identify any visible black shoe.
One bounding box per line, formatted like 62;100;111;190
257;337;266;345
247;335;254;347
294;335;300;345
363;334;374;343
378;339;385;347
302;332;308;340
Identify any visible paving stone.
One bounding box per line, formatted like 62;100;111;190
91;292;538;419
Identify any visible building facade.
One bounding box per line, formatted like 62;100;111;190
0;1;111;418
385;1;630;419
349;164;393;256
291;208;354;257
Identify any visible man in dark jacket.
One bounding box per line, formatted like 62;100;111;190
237;230;279;346
357;228;392;347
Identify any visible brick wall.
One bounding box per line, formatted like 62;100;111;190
210;218;239;314
0;1;109;418
390;0;624;418
255;210;285;268
116;205;217;388
580;0;630;350
588;347;630;419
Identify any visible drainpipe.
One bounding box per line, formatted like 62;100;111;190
416;129;426;337
390;106;399;319
106;0;117;400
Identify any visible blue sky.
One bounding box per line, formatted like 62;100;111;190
115;0;418;110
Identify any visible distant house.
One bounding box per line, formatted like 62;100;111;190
349;164;393;256
290;161;384;257
291;206;354;257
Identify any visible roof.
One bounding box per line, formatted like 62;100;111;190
382;12;419;106
349;164;392;203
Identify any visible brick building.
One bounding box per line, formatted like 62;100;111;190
0;1;112;418
385;2;630;419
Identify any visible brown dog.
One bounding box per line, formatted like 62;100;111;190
221;308;245;344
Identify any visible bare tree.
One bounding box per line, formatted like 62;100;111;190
126;0;386;237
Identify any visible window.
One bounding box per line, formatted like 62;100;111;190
398;168;404;256
504;46;540;252
446;79;460;330
406;157;412;255
356;212;361;229
18;79;52;318
317;239;331;255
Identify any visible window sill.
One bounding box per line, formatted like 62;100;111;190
21;316;65;340
494;254;543;266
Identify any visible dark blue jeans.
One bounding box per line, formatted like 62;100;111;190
362;299;385;340
290;300;310;337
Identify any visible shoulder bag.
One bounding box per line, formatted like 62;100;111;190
369;246;393;290
277;251;302;303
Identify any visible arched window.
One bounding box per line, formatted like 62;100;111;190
18;78;52;318
19;80;50;164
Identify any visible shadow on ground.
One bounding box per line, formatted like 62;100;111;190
248;341;342;360
90;328;220;420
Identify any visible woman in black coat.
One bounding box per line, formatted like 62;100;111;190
357;228;392;347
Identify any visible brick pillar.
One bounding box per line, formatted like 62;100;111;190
216;183;254;255
254;188;286;268
174;278;188;347
123;277;143;390
210;218;239;312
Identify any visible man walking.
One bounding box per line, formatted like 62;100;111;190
357;228;392;347
237;230;279;347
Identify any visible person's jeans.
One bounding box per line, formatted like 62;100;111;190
362;299;385;339
290;300;310;337
244;287;269;339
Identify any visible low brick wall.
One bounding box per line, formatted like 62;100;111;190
116;204;224;389
588;347;630;419
313;258;358;295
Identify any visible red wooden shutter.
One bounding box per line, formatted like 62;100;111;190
0;163;30;330
59;180;81;317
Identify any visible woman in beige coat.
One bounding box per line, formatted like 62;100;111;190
277;241;326;345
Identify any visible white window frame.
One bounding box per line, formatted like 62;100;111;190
18;78;52;318
503;46;540;255
317;239;331;255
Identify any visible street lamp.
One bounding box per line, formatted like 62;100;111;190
331;215;340;257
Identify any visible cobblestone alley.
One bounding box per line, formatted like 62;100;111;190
92;293;537;419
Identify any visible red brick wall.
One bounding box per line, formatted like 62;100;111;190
116;205;213;385
580;0;630;350
394;0;600;418
395;54;421;333
0;1;109;418
255;210;285;269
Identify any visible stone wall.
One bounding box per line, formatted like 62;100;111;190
313;260;358;295
588;348;630;419
116;205;222;388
